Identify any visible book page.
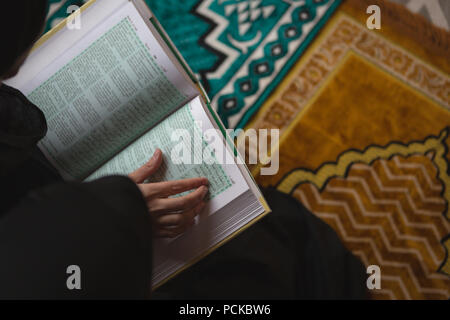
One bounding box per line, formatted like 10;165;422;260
21;1;198;180
87;96;249;214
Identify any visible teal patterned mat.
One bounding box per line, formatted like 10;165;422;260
46;0;341;128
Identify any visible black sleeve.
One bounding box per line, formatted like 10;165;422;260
153;187;368;300
0;176;153;300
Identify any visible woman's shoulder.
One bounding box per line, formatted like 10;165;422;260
0;83;47;144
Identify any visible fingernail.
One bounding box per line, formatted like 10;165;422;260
197;202;206;214
201;186;208;198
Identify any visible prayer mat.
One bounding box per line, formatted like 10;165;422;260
249;0;450;299
44;0;342;128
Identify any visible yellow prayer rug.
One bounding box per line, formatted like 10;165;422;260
248;0;450;299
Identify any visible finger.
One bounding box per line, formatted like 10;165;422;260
156;201;206;227
129;149;163;183
157;223;191;239
159;216;196;237
149;186;208;214
139;177;209;199
156;202;205;237
154;229;179;239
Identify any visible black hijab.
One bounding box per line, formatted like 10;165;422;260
0;0;49;176
0;1;59;210
0;1;49;76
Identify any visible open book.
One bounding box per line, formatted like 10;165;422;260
6;0;270;288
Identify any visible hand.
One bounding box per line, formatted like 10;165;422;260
129;149;209;238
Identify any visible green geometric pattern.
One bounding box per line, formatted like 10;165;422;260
46;0;341;128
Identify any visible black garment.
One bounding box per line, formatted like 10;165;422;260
0;1;49;77
0;84;153;299
0;177;152;299
0;83;367;299
154;187;368;299
0;84;60;214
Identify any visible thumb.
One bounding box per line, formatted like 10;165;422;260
129;149;163;183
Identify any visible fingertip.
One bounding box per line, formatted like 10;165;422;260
151;149;163;166
194;202;206;219
201;177;209;186
199;186;208;200
154;148;162;157
188;217;196;227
